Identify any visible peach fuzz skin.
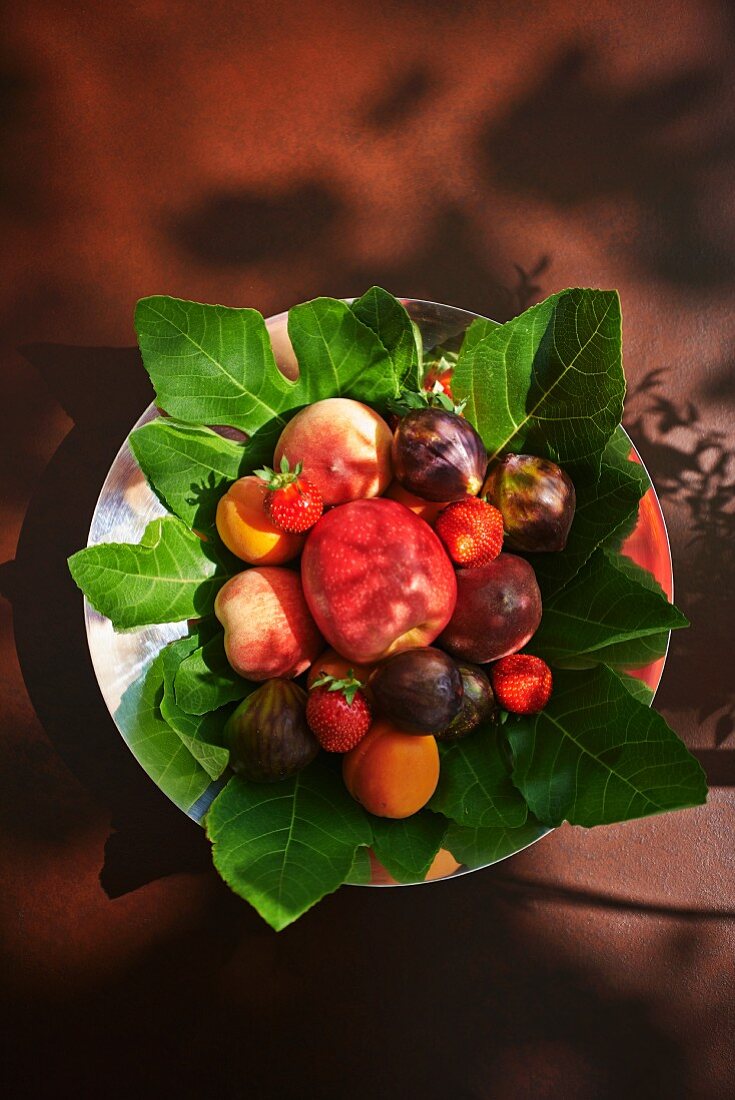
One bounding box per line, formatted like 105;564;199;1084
214;566;323;681
306;648;374;690
215;476;305;565
274;397;393;506
343;719;440;819
383;480;453;525
301;498;457;664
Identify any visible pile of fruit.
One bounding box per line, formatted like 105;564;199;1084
69;286;706;931
215;392;570;821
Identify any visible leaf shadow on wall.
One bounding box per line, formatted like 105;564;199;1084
478;44;735;288
625;366;735;779
167;182;550;323
170;181;345;269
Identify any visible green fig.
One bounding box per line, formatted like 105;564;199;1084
483;454;575;552
224;680;318;782
436;662;496;742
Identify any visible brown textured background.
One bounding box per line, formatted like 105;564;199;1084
2;1;734;1097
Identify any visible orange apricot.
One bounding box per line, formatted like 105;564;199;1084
383;481;453;525
425;848;461;880
368;846;461;885
306;647;374;690
215;475;305;565
342;718;439;819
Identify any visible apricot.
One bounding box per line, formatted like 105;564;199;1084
425;848;462;880
343;719;439;819
368;846;461;885
383;481;453;525
306;648;374;690
215;475;305;565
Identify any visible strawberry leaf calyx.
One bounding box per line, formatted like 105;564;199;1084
255;457;305;491
310;670;364;706
386;384;466;418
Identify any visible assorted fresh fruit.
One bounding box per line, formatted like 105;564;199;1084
213;392;562;814
69;285;705;931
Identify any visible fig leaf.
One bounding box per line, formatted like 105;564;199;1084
207;760;371;931
453;287;625;486
507;667;707;827
135;295;401;434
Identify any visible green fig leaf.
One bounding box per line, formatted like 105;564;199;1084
68;516;227;629
575;630;673;671
368;810;448;884
206;760;372;931
287;296;401;411
350;286;421;389
345;846;373;885
115;652;212;812
174;629;256;715
454;288;625;486
159;634;231;780
134;295;400;436
429;724;528;829
444;816;549;870
128;417;283;532
614;669;656;706
530;431;651;599
507;667;707;827
529;547;688;666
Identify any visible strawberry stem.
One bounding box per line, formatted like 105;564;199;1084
310;669;364;705
255;457;305;490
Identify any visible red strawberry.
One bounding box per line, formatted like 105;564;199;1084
306;671;372;753
255;457;323;533
491;654;552;714
435;497;504;567
423;367;454;401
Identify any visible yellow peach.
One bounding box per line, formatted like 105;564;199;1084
274;398;392;505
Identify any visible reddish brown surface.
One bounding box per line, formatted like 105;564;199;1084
1;2;734;1097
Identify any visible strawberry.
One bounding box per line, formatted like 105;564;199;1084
491;654;552;714
255;457;323;533
435;496;504;567
424;367;454;401
306;671;372;753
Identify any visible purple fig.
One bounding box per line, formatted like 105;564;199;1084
370;646;463;733
224;680;318;782
436;663;496;742
483;454;575;552
392;407;487;502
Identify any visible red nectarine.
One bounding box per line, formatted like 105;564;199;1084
301;498;457;664
439;553;542;663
